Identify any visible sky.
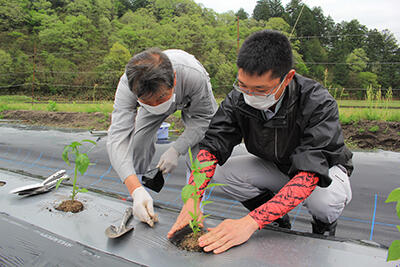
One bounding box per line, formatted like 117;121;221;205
193;0;400;43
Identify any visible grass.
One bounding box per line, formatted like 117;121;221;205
337;99;400;108
1;95;400;123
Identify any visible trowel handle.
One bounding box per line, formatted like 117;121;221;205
119;207;133;229
41;170;67;185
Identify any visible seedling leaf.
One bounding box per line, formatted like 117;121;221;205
201;200;213;207
193;172;206;188
202;214;211;219
397;225;400;233
188;211;195;219
55;177;67;189
198;160;216;169
206;183;226;189
62;146;70;165
387;240;400;261
79;188;89;193
70;141;82;148
386;188;400;203
76;153;90;175
82;139;96;145
181;184;196;203
397;202;400;219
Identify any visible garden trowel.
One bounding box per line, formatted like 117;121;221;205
9;170;69;196
105;207;134;239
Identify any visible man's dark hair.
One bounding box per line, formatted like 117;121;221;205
126;48;174;99
237;30;293;79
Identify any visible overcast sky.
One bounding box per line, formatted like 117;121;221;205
194;0;400;43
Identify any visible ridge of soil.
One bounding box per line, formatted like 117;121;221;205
1;110;399;152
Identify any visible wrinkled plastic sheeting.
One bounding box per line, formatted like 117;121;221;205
0;169;392;267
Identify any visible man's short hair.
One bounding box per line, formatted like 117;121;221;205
126;48;174;99
237;30;293;79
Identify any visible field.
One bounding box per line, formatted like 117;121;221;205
1;95;400;151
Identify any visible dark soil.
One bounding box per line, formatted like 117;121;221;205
55;200;84;213
178;231;207;252
1;110;400;151
341;120;400;151
169;225;207;252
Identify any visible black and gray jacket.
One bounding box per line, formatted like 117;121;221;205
199;73;353;187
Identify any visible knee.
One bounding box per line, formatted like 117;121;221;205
305;189;346;223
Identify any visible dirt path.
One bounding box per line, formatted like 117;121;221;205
1;110;399;152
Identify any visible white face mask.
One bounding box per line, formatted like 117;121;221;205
243;78;286;110
139;93;175;115
243;93;278;110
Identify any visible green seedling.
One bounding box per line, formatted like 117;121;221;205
181;148;224;236
47;100;57;111
385;187;400;261
56;139;96;201
368;125;379;132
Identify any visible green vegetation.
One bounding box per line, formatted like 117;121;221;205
0;0;398;100
57;139;96;201
368;125;379;132
47;100;57;111
181;148;224;236
385;188;400;261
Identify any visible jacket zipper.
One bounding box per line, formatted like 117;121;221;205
274;128;280;163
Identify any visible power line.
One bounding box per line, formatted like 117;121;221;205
291;32;400;40
35;82;114;89
0;83;32;89
303;62;400;65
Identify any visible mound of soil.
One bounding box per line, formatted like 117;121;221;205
169;225;206;252
1;110;400;152
55;200;84;213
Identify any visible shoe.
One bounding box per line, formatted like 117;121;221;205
241;190;291;229
311;217;337;236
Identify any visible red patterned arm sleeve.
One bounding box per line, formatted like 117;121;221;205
249;172;319;229
188;149;218;196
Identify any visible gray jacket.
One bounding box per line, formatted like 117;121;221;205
107;49;218;181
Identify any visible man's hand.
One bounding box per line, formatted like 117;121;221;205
167;198;202;238
131;186;158;227
198;215;259;254
157;146;179;174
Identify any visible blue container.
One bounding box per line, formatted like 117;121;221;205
157;122;170;140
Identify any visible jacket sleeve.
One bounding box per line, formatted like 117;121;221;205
199;92;243;165
172;73;218;155
106;73;139;183
289;83;346;187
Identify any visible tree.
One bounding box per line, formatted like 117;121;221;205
358;72;379;89
346;48;368;72
265;17;290;33
253;0;284;21
95;42;131;97
235;8;248;20
0;50;13;86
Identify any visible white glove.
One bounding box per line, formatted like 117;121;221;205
157;146;179;174
131;186;158;227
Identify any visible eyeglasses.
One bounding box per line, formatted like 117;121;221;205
233;74;287;97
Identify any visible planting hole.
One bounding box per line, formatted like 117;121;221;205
0;181;6;186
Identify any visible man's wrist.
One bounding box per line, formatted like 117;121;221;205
245;214;261;231
124;174;142;195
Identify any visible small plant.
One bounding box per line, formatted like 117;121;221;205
358;128;365;134
181;148;224;236
368;125;379;133
56;139;96;202
47;100;57;111
385;187;400;261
